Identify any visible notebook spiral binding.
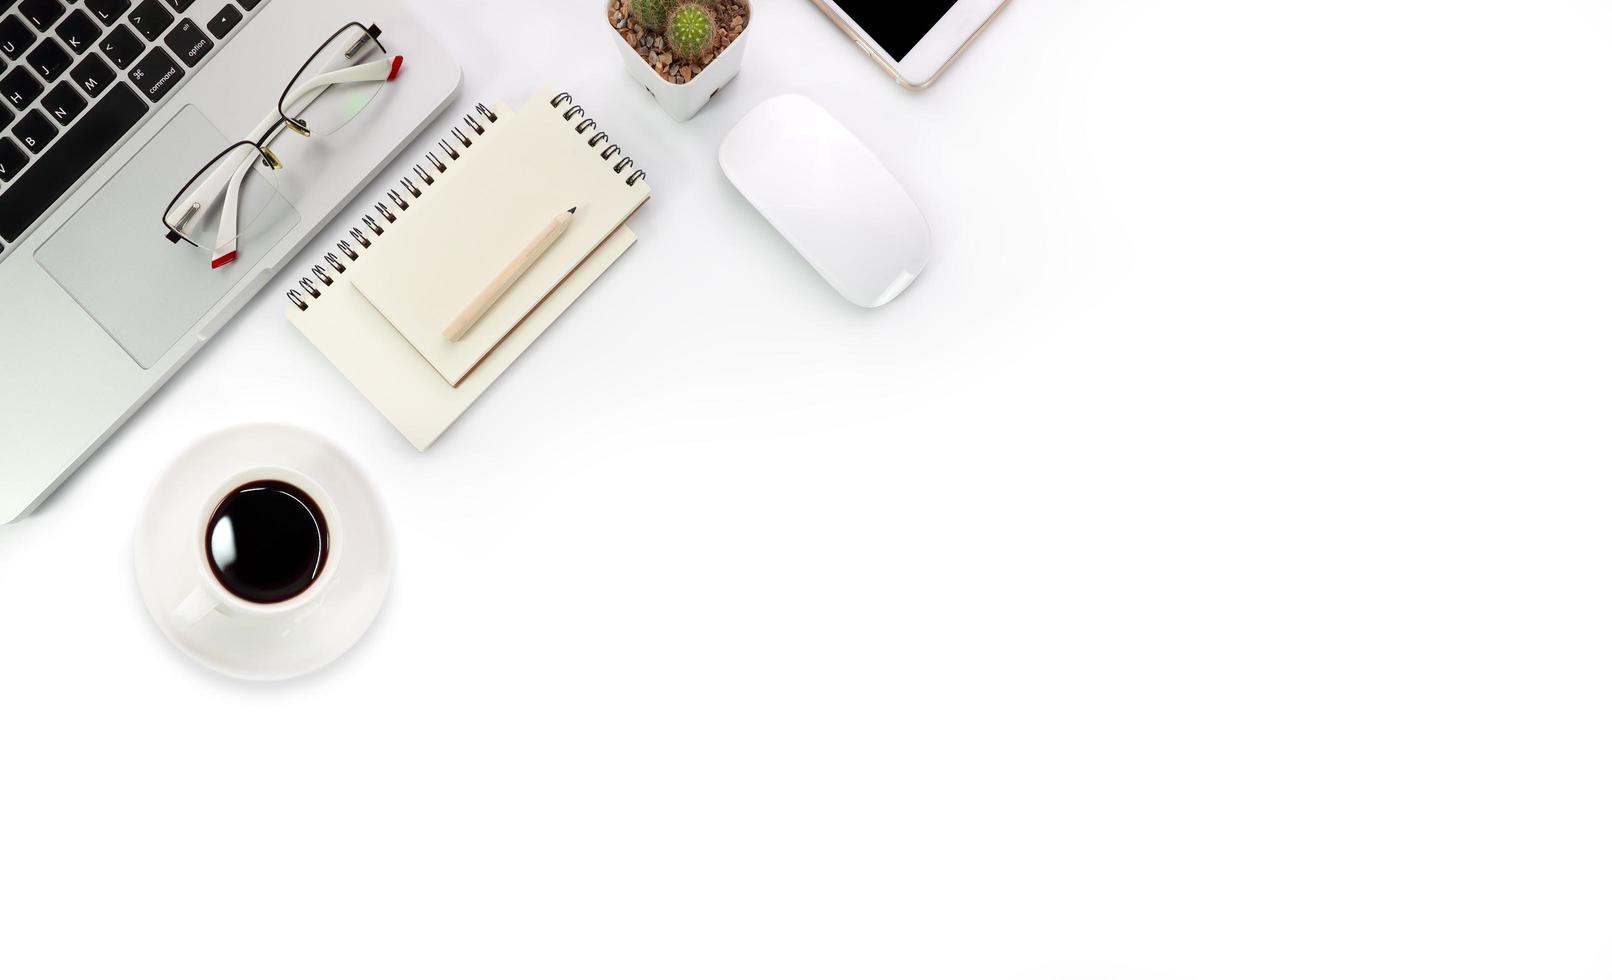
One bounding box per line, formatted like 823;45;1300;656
288;96;647;312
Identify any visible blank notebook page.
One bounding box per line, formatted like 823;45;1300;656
350;94;650;386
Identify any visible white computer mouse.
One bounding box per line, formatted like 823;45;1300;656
719;94;931;308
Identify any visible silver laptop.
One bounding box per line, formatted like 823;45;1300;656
0;0;460;523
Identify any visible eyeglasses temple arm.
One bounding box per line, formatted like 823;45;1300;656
210;153;256;268
280;56;402;123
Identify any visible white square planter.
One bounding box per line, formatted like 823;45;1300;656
607;0;751;122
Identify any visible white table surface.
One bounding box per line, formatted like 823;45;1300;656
4;0;1612;976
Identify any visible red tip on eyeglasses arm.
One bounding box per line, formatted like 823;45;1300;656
211;251;238;270
388;55;403;81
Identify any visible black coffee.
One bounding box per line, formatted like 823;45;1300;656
205;480;330;604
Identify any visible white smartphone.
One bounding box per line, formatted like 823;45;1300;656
808;0;1012;90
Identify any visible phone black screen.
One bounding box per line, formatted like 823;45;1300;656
834;0;961;62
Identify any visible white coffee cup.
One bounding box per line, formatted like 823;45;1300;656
135;425;392;681
171;465;345;630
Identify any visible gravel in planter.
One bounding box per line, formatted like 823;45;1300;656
610;0;749;85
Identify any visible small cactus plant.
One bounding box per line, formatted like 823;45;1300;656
630;0;675;33
665;3;716;61
611;0;748;115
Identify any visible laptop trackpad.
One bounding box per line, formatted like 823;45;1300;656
36;105;300;370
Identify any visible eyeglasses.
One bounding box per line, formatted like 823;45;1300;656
161;22;404;269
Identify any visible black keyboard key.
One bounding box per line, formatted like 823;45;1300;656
126;0;171;42
205;3;238;39
162;16;207;65
69;49;112;96
17;0;62;31
84;0;129;26
0;13;34;60
13;107;54;152
0;135;23;182
97;22;140;67
0;81;145;240
24;35;67;79
0;100;11;128
238;0;259;9
40;78;81;123
1;62;41;109
164;0;193;10
128;44;179;101
54;8;102;53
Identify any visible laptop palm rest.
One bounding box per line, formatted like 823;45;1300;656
35;105;300;370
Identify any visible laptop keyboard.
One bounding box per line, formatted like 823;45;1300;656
0;0;263;249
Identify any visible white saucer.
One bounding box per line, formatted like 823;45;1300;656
134;425;393;681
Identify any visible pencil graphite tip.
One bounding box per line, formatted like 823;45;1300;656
567;207;577;214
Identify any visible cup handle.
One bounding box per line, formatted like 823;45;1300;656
173;586;220;628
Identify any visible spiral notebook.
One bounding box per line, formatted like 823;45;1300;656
286;90;650;449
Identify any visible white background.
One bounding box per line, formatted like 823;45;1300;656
4;0;1612;976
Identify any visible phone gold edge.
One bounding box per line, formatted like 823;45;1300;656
806;0;1014;91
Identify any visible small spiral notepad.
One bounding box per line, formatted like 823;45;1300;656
287;90;650;449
